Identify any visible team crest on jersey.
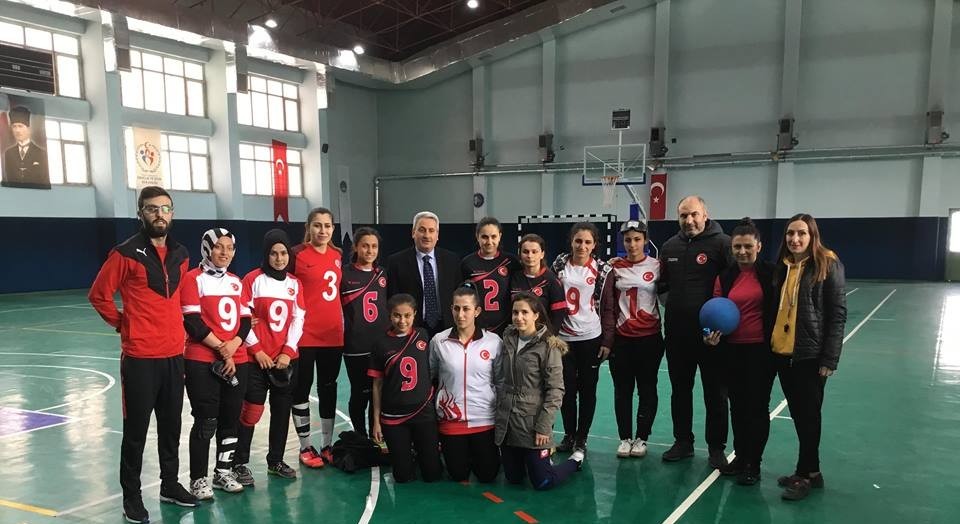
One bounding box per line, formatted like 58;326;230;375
533;287;543;296
231;283;240;292
696;253;708;265
498;266;509;276
480;349;491;360
379;276;387;287
287;288;295;296
416;340;427;351
643;271;655;282
335;259;342;268
586;276;596;285
539;449;550;459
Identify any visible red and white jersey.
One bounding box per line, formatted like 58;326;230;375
242;269;306;360
429;328;502;435
181;267;251;363
610;257;661;337
558;259;602;341
291;244;344;348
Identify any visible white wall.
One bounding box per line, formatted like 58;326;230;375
366;0;960;222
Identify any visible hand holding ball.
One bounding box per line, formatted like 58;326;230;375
699;297;741;336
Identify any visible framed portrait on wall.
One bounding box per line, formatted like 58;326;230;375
1;95;50;189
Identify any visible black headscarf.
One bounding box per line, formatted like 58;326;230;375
262;229;292;281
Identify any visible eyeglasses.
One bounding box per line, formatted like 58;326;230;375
620;220;646;234
141;204;174;215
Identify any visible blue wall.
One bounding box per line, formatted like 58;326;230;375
0;216;946;294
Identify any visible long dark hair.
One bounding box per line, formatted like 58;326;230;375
568;222;601;254
776;213;838;282
511;291;553;334
304;207;335;244
350;226;381;264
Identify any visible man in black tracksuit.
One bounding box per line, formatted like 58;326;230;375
658;196;733;468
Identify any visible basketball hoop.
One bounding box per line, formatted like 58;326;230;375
601;174;620;208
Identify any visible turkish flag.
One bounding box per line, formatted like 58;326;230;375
272;140;289;223
649;172;667;220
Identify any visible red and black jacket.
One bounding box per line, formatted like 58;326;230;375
88;231;190;358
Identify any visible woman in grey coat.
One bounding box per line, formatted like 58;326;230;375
495;292;584;490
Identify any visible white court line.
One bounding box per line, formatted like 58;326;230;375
0;303;91;314
846;287;859;296
661;288;896;524
21;326;119;337
0;370;71;381
57;431;307;517
310;398;380;524
0;419;74;438
0;365;116;412
0;352;120;361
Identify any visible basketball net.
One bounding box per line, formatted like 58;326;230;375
601;174;620;208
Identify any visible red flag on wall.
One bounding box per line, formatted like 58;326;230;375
649;172;667;220
272;140;289;223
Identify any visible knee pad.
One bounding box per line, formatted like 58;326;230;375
193;417;218;440
239;402;265;427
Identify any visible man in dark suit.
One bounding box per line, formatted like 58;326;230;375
2;106;50;189
387;211;462;336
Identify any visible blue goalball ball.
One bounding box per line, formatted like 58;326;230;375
699;297;741;336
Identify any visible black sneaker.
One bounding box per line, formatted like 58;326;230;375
122;497;149;523
268;461;297;479
233;464;255;486
737;465;761;486
158;482;199;508
777;472;825;489
719;456;744;476
661;441;694;462
781;477;812;500
556;434;575;453
708;447;729;469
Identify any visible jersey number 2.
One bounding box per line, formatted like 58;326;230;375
482;279;500;311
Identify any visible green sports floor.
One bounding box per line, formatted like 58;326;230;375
1;282;958;524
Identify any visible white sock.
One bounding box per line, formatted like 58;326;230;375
320;417;335;448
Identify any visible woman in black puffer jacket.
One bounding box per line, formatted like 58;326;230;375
771;214;847;501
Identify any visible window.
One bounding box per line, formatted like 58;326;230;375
120;50;205;117
44;119;88;184
237;74;300;132
124;128;210;191
0;21;82;98
239;143;302;196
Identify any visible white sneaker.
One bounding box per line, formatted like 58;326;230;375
570;450;586;471
212;469;244;493
630;439;648;458
190;477;214;500
617;439;632;458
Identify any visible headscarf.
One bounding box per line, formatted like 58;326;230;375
200;227;235;277
262;229;292;281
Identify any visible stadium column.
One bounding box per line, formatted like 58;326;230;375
471;62;490;222
540;32;557;216
919;0;952;217
773;0;802;220
82;13;132;232
207;43;244;219
300;64;327;211
651;0;670;131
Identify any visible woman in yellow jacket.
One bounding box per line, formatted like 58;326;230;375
771;214;847;501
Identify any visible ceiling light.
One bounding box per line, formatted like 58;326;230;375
467;0;479;9
353;44;365;55
264;18;278;29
